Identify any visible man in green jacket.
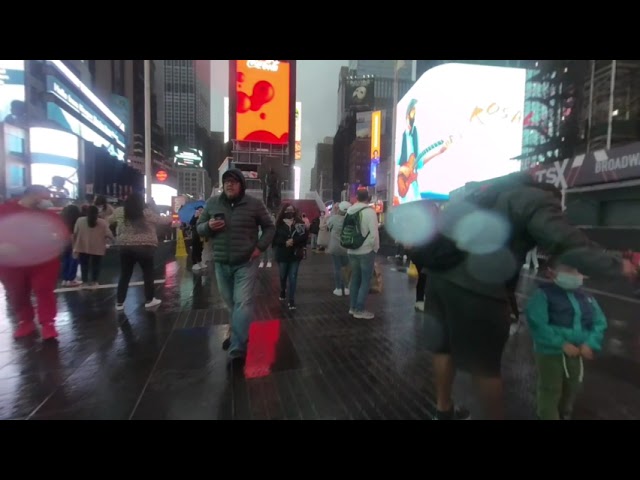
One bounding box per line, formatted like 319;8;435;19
423;171;637;420
197;169;275;364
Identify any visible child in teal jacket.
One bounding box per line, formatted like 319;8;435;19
525;256;607;420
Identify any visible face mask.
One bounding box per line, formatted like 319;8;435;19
554;272;583;290
284;212;294;220
37;200;54;210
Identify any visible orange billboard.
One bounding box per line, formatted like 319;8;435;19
234;60;291;144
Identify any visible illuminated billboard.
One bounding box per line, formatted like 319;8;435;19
30;127;80;199
295;101;302;160
394;63;526;204
233;60;291;144
370;110;381;186
173;146;202;167
46;75;126;161
0;60;26;127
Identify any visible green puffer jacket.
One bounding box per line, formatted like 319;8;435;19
197;170;275;266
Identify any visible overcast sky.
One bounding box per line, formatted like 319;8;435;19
296;60;348;194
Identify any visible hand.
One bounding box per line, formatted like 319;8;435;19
208;219;225;232
250;247;262;260
286;239;294;247
562;343;581;357
580;344;594;360
622;259;638;280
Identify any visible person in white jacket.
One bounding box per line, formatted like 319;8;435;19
346;189;380;319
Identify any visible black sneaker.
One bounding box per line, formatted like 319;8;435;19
288;302;296;310
279;291;286;301
432;406;471;420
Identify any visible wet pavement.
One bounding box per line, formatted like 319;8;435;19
0;247;638;420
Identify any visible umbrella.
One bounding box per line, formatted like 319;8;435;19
178;200;206;223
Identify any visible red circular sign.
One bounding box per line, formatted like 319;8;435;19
156;170;168;182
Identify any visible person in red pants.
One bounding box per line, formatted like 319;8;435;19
0;185;66;340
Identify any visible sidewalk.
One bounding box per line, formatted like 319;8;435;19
0;251;638;419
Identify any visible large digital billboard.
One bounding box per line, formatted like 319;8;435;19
370;110;381;186
232;60;291;144
295;101;302;160
46;75;126;161
0;60;26;127
393;63;526;204
30;127;80;200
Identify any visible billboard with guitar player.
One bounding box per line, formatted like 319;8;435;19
393;63;526;204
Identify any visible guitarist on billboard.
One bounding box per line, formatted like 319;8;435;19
397;99;451;203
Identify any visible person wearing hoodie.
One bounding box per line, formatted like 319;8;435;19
344;188;379;319
327;201;351;296
197;169;276;364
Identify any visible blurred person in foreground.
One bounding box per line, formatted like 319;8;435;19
197;169;275;365
526;256;607;420
414;171;636;420
0;185;63;340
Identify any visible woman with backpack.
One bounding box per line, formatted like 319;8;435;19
272;203;308;311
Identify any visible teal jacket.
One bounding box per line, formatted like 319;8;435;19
525;282;607;355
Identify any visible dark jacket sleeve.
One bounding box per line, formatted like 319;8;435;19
516;188;623;278
255;200;275;251
196;198;214;238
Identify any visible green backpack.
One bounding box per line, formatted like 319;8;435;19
340;207;371;249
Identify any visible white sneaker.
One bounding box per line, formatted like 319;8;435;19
353;310;375;319
415;301;425;312
145;298;162;308
259;262;265;268
349;309;355;315
266;262;272;268
344;288;350;296
333;288;343;296
192;263;202;272
115;303;124;311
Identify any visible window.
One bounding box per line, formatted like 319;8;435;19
7;165;26;188
6;133;25;156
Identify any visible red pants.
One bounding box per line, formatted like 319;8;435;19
0;260;60;325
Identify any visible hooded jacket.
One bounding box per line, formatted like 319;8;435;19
197;169;275;266
430;172;623;301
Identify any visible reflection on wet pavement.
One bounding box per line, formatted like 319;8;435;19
1;249;638;420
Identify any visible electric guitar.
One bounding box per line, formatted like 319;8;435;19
397;137;452;198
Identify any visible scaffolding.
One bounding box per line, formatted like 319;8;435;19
518;60;587;169
582;60;640;152
230;140;292;201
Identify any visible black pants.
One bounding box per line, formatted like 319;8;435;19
117;246;156;304
423;275;511;377
414;260;427;302
192;234;203;264
79;253;103;283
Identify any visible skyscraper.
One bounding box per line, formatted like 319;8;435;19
162;60;210;150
